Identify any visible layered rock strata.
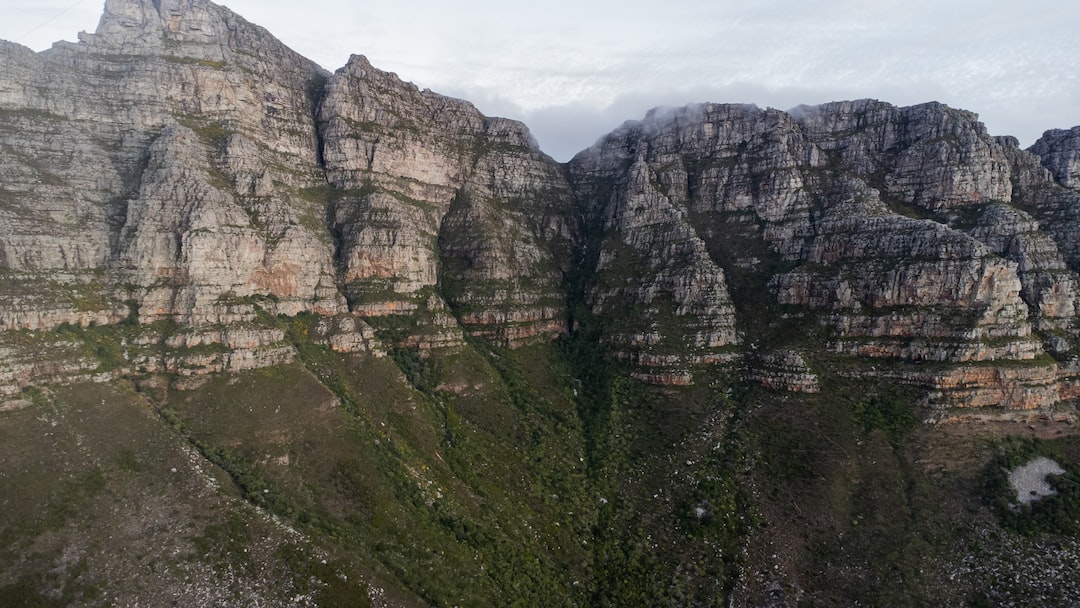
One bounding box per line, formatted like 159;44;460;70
1030;126;1080;188
0;0;576;401
0;0;343;321
569;101;1080;407
318;55;574;348
3;0;1080;418
746;350;820;393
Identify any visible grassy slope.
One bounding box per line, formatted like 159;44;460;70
3;320;1080;606
738;372;1080;608
0;380;366;607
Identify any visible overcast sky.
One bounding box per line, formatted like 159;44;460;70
2;0;1078;161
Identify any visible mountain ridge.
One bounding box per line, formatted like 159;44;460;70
4;0;1080;605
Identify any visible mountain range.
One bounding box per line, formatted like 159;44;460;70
3;0;1080;605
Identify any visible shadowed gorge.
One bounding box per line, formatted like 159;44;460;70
4;0;1080;606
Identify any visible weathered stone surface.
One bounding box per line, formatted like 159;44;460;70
569;110;749;383
746;350;819;393
0;0;345;334
0;336;108;399
792;100;1014;210
1031;126;1080;188
3;0;1080;418
570;100;1080;409
0;0;579;389
318;54;574;348
0;271;129;330
309;314;385;356
8;3;1080;606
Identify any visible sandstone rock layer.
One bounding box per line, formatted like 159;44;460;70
2;0;1080;418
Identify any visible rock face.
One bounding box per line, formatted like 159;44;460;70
0;0;343;331
7;2;1080;608
0;0;574;396
2;0;1080;419
318;55;574;348
568;100;1080;408
1031;126;1080;188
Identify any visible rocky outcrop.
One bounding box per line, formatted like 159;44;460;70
0;333;113;399
568;108;751;383
1013;130;1080;313
0;0;345;331
1031;126;1080;188
308;314;385;356
569;101;1080;411
746;350;819;393
3;0;1080;419
113;124;344;325
318;55;574;348
0;0;577;401
791;100;1015;209
7;6;1080;606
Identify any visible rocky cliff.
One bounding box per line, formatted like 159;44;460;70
5;0;1079;417
318;54;575;349
0;0;575;398
568;100;1080;412
4;1;1080;606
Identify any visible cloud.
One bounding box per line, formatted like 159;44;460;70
1;3;102;51
451;81;955;162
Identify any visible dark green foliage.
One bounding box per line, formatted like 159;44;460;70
158;407;295;515
48;323;122;371
853;387;919;445
556;296;758;606
113;448;144;473
27;467;107;536
2;256;1044;607
191;513;254;572
158;313;599;606
387;346;437;392
683;448;756;541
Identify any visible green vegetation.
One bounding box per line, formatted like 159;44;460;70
278;544;372;608
1;275;1076;607
0;108;64;122
174;113;236;152
138;312;595;605
853;387;920;446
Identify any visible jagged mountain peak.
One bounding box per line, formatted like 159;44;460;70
333;52;544;155
51;0;322;80
5;1;1080;606
1;0;1077;411
1031;125;1080;188
80;0;242;53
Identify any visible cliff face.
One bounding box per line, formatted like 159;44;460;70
0;0;576;397
568;100;1080;411
0;0;347;394
0;0;339;325
6;1;1080;607
2;0;1080;412
0;1;1078;410
318;55;575;348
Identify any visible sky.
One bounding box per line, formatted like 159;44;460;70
2;0;1078;161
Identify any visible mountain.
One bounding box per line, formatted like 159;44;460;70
3;0;1080;606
